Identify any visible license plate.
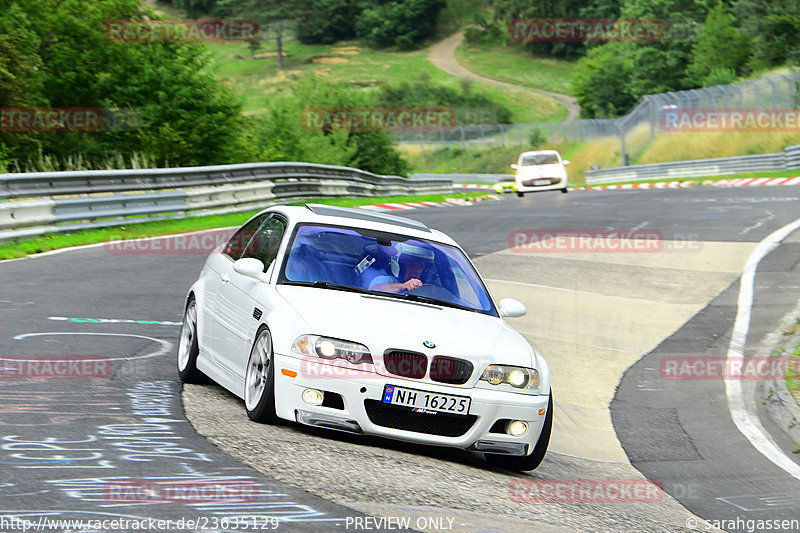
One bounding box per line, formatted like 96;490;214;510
382;385;471;416
533;179;551;186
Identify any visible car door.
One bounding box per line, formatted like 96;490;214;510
204;213;271;361
213;214;287;379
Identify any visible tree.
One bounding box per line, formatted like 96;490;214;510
354;0;446;49
685;2;749;86
1;0;248;169
572;42;636;117
732;0;800;70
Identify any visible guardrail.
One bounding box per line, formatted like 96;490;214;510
0;162;453;243
585;144;800;184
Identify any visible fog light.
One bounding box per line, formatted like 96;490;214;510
302;388;323;406
507;420;528;436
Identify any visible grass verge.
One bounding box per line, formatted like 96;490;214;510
454;42;576;96
0;192;486;261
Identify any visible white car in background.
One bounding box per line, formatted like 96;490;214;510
177;204;552;471
511;149;569;197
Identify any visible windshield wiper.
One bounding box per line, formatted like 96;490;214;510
402;292;479;313
283;280;372;295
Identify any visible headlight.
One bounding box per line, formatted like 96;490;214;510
292;335;373;364
480;365;540;392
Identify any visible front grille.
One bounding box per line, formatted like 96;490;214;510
383;350;427;379
364;400;477;437
522;178;558;186
429;356;473;385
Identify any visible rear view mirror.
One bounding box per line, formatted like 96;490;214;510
563;160;570;166
510;164;519;170
498;298;527;318
233;258;266;281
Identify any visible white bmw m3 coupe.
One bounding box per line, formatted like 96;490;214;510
177;204;552;470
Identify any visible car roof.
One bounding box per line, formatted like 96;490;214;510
261;204;458;246
519;150;561;157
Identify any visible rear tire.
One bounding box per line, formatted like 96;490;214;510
485;393;552;471
561;188;568;194
516;192;524;198
245;327;278;423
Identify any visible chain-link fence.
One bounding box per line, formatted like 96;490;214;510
392;72;800;164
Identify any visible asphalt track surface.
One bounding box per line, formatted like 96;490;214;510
1;186;799;532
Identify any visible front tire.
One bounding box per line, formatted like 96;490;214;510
177;297;205;383
516;192;524;198
561;188;568;194
485;393;553;471
245;327;278;423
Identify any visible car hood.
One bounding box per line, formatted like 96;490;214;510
275;285;535;368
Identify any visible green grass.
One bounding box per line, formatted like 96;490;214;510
205;38;563;122
455;42;577;96
0;192;487;260
785;339;800;410
401;145;522;174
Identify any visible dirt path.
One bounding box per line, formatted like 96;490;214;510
428;31;580;121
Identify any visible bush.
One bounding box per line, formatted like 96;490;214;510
702;67;737;86
248;78;409;176
528;127;547;147
374;75;512;125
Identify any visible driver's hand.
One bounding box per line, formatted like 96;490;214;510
402;278;422;292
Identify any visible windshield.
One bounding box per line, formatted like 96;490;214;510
521;153;560;166
279;223;497;316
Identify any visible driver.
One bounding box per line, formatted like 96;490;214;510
369;254;425;294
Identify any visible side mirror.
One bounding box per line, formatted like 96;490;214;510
498;298;527;318
233;258;266;281
510;163;519;170
563;160;570;166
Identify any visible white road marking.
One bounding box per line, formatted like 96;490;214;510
738;210;776;236
12;332;172;361
725;216;800;481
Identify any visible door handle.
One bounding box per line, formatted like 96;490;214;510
221;274;230;284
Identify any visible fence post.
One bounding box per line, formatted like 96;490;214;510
748;80;760;108
765;77;777;109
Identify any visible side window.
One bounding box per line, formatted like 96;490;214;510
241;216;287;271
225;214;269;259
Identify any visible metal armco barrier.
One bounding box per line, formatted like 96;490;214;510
586;144;800;185
0;162;453;242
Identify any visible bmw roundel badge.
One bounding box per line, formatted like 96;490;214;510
423;340;436;349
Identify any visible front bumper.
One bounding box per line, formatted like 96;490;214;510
274;353;550;454
515;177;566;192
